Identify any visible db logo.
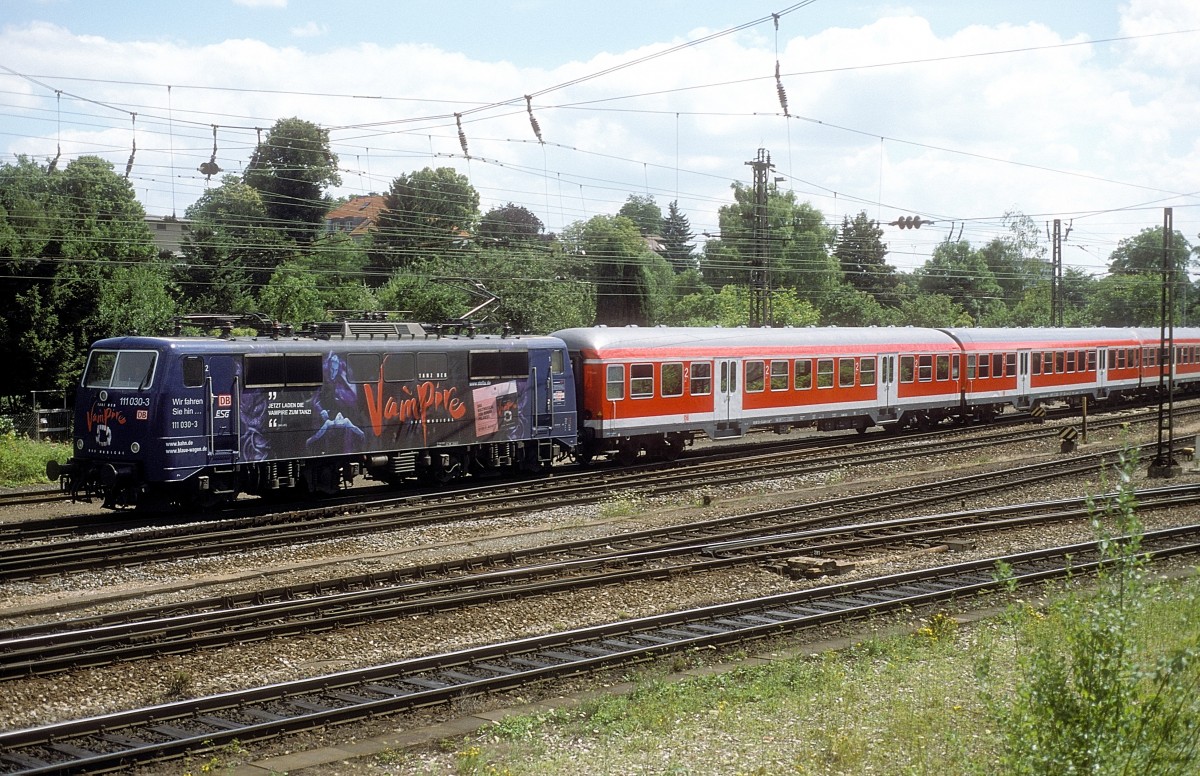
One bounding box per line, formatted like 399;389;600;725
137;410;148;420
217;394;232;407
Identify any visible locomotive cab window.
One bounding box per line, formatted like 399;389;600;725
630;364;654;398
182;356;205;388
690;362;712;395
551;349;565;374
84;349;159;389
662;362;683;397
606;365;625;400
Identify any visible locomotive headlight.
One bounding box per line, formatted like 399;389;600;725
130;442;141;454
76;438;84;450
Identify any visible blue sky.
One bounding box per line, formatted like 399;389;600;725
1;1;1197;274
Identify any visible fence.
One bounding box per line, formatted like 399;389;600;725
1;392;72;442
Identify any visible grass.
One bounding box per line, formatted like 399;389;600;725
0;431;69;488
406;572;1199;776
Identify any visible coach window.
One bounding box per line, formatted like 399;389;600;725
916;355;933;382
690;362;712;395
1066;351;1077;373
794;359;812;389
770;360;789;391
836;358;854;387
662;362;683;397
182;356;205;388
967;354;977;380
417;353;448;381
817;358;835;388
859;357;876;387
1030;352;1041;375
383;353;415;382
630;364;654;398
1005;353;1017;377
935;355;950;381
990;354;1004;377
346;353;381;383
606;365;625;400
1087;350;1097;371
745;361;765;392
978;354;990;379
1115;349;1125;370
900;355;915;383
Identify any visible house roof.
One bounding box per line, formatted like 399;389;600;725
325;195;387;237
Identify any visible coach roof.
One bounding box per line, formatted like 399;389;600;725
552;326;960;356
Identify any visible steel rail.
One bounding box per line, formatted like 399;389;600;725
2;525;1198;775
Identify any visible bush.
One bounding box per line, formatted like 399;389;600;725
994;448;1200;774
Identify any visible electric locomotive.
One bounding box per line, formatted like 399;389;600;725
48;317;577;509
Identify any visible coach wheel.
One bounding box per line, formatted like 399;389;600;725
615;442;640;466
661;436;684;461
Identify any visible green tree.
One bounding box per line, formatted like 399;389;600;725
370;167;480;276
478;203;545;246
979;211;1048;307
182;175;291;296
1108;226;1193;277
566;214;668;326
833;210;898;303
617;194;663;236
916;240;1005;323
258;262;326;324
702;183;838;309
660;199;696;273
95;261;178;336
0;156;157;391
243;117;340;243
1085;274;1166;326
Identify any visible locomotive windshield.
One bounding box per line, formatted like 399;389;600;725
82;349;158;390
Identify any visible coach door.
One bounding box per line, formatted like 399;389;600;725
1017;350;1032;403
715;358;743;436
206;355;240;464
878;354;899;412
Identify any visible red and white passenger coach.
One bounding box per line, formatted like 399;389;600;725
554;325;1200;464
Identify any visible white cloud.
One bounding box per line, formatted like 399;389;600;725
1;5;1197;275
290;21;327;39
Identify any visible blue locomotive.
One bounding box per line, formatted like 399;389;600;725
47;317;577;508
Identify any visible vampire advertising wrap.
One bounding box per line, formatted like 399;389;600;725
239;349;534;461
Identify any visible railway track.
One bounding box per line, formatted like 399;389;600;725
0;406;1188;582
0;490;64;511
2;524;1197;775
2;481;1198;681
